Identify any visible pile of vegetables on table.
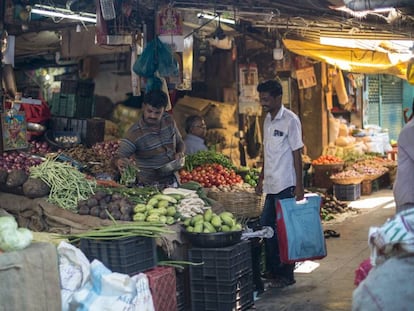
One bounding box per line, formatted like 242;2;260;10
311;190;359;221
312;154;344;165
182;209;242;233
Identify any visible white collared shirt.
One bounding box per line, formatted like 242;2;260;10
263;105;304;194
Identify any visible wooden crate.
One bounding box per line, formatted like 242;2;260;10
361;178;380;195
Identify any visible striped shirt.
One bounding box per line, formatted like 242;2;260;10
118;112;184;185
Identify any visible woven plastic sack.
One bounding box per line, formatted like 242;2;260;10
276;194;327;263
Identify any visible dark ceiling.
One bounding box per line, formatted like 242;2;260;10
3;0;414;68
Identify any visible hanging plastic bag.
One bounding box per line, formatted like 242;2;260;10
133;37;179;78
246;115;262;158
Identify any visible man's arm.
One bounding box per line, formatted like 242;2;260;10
173;122;186;159
293;148;304;200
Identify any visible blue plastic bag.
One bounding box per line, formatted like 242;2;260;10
276;194;327;263
133;37;179;78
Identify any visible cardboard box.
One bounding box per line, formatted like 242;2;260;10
146;266;177;311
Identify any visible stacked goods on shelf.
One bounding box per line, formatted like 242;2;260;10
188;240;254;311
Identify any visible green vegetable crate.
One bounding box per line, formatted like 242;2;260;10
80;236;157;275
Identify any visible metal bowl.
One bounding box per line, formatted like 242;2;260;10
182;229;242;248
157;157;185;175
27;122;46;133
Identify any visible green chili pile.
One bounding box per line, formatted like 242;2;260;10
29;157;96;211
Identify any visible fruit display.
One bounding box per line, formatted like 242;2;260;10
312;154;344;165
237;166;261;187
182;209;242;233
179;163;243;188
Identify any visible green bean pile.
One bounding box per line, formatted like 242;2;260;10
29;157;96;211
64;221;174;242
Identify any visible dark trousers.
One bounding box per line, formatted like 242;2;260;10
260;186;296;281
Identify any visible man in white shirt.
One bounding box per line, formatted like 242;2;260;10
255;79;304;288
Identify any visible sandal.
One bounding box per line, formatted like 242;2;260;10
267;278;296;289
324;229;341;238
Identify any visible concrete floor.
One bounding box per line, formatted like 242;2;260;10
250;189;396;311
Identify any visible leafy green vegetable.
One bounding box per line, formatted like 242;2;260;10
184;150;235;171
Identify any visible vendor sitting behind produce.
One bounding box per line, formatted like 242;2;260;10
184;115;208;155
115;89;185;187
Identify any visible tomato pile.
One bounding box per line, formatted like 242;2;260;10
312;155;343;165
179;163;243;187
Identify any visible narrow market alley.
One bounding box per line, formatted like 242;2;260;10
251;189;395;311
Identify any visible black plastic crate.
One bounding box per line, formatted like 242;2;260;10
333;183;361;201
80;236;157;275
191;272;254;311
176;270;187;311
61;80;95;97
189;240;252;282
61;80;78;94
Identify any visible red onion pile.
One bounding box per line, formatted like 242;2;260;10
0;151;43;173
29;141;52;155
92;140;119;158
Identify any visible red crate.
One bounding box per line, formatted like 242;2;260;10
145;266;177;311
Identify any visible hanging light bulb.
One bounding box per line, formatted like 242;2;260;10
273;39;284;60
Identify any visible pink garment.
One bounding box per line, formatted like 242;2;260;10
354;258;372;286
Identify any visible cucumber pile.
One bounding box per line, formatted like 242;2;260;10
133;193;183;224
183;209;242;233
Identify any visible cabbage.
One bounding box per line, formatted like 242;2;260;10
0;224;33;252
0;216;18;233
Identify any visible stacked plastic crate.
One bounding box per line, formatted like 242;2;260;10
52;80;95;118
79;236;157;276
188;240;254;311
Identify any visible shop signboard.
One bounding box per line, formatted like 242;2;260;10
238;64;260;114
1;111;28;151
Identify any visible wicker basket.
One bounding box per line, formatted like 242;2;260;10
363;173;385;181
330;176;364;185
207;191;264;218
313;162;345;169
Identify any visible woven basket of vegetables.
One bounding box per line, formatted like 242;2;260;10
330;170;365;185
208;190;264;218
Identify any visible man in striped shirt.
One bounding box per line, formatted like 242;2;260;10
115;90;185;187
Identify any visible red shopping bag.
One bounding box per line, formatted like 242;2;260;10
276;194;327;264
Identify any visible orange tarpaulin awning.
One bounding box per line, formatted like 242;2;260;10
283;38;408;78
